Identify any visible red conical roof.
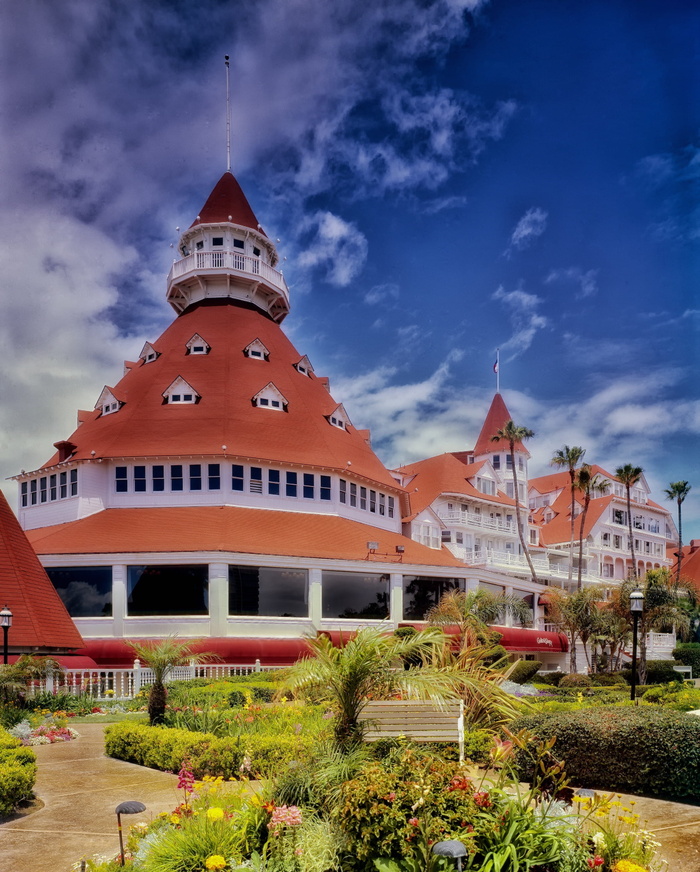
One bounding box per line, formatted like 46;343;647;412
0;490;83;652
473;393;529;456
40;300;399;490
190;171;266;236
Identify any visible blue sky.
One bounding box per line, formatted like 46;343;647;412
0;0;698;535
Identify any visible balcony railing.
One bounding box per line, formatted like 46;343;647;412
168;251;289;299
438;511;516;534
461;548;603;585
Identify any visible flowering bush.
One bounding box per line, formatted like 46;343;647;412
9;717;79;746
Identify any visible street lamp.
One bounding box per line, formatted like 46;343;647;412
629;589;644;702
115;800;146;865
0;606;13;665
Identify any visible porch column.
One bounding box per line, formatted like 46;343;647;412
390;572;404;627
112;564;127;636
208;563;229;637
309;568;322;628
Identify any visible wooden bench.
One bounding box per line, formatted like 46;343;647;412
358;699;465;761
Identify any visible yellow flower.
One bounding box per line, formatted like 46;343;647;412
611;861;648;872
206;807;225;821
169;814;180;825
205;856;227;870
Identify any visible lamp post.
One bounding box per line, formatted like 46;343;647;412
0;606;13;665
629;589;644;702
115;800;146;865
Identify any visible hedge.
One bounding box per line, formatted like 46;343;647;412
508;660;542;685
0;729;37;817
673;643;700;677
104;721;317;779
510;707;700;800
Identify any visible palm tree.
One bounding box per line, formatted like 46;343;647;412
574;465;610;590
491;420;537;583
425;588;532;652
128;637;215;725
665;481;691;583
545;587;602;673
612;568;695;685
551;445;586;585
615;464;643;581
0;655;63;706
280;626;516;751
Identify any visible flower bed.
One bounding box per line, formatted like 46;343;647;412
9;716;80;746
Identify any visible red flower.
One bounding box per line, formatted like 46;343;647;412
447;775;471;792
586;858;604;869
409;817;420;827
473;791;492;809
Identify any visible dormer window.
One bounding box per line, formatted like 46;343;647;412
163;376;200;404
253;382;288;411
294;355;314;376
326;404;351;430
253;246;261;257
95;386;122;417
139;341;159;364
186;333;210;355
244;338;270;360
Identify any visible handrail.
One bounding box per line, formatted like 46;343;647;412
168;250;289;298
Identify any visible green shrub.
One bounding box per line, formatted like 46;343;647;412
673;643;700;677
590;672;627;687
510;706;700;800
642;681;700;711
620;659;682;685
105;721;318;779
508;660;542;685
558;673;592;688
0;728;37;817
534;671;564;686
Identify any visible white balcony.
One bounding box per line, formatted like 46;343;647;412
168;250;289;300
461;548;603;586
438;511;516;534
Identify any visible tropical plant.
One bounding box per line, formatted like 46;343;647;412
545;587;603;673
574;465;610;590
0;655;63;708
490;420;537;583
611;568;694;686
614;464;643;580
551;445;586;585
425;588;532;651
665;480;691;583
128;637;215;725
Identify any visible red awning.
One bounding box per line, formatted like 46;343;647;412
490;626;568;653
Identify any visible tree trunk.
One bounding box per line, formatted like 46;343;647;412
569;633;577;673
577;495;591;591
676;499;683;583
568;470;576;585
148;680;167;725
626;485;637;581
510;443;538;584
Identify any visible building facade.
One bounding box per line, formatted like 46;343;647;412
11;170;677;669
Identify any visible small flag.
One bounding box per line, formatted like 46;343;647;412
493;359;499;374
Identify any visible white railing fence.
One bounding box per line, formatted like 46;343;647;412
29;660;282;701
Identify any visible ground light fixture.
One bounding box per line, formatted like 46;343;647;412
432;840;468;870
0;605;12;665
115;800;146;865
629;588;644;703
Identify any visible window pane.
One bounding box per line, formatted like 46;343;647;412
208;463;221;490
251;467;263;493
190;464;202;490
115;466;128;493
402;576;461;621
303;473;314;499
171;465;183;491
322;571;389;619
153;465;165;492
228;566;308;617
127;565;208;616
268;469;280;496
134;466;146;493
232;464;244;491
46;566;113;617
320;475;331;500
286;471;297;497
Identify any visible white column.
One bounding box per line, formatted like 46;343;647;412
112;564;127;636
390;573;404;626
308;568;322;628
504;585;514;627
208;563;229;637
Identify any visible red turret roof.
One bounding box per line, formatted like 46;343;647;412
0;490;83;652
38;300;399;489
190;172;266;235
473;393;529;457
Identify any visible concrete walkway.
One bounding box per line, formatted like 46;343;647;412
2;723;700;871
0;723;181;872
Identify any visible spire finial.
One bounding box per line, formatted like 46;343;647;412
225;55;231;173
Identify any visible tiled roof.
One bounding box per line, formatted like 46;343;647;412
473;393;530;457
189;171;266;236
36;300;399;489
0;490;83;651
395;453;516;517
536;494;614;546
26;506;464;567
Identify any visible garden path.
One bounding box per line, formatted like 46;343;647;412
1;723;700;871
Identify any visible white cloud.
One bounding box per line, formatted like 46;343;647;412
297;211;368;287
492;284;548;359
545;267;598;299
504;207;548;256
364;283;400;306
